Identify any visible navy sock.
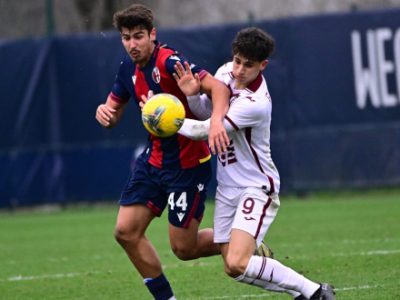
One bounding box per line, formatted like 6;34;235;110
144;273;174;300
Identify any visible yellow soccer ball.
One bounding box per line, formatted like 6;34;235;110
141;93;186;137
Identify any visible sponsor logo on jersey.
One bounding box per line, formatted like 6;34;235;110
152;67;161;84
218;141;237;167
197;183;204;192
245;96;255;102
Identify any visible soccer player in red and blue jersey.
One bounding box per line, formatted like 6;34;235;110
95;4;230;300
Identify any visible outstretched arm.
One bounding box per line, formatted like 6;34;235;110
173;61;230;154
178;118;234;141
178;118;211;140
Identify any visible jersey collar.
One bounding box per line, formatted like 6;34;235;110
246;72;263;92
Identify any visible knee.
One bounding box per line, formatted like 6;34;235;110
224;254;249;278
114;225;139;246
171;244;196;261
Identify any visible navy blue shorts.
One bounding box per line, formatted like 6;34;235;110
120;157;212;228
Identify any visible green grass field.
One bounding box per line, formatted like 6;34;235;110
1;189;399;299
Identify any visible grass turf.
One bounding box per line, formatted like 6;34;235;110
0;189;399;299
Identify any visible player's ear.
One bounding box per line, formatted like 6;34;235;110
150;28;157;41
260;60;268;71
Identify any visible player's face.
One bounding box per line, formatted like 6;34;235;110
120;26;156;67
232;54;268;89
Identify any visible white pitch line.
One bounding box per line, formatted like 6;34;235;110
2;248;399;283
5;248;398;267
332;249;400;257
192;284;385;299
335;284;382;291
1;271;103;282
0;272;391;300
277;237;400;248
155;237;400;256
192;294;274;299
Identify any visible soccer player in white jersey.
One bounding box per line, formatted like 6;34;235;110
174;27;336;300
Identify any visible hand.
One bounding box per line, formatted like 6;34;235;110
173;61;201;96
208;117;229;155
96;104;116;128
139;90;154;110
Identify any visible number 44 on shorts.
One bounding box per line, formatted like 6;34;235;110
168;192;188;222
168;192;188;211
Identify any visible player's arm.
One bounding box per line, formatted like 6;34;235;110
96;58;131;128
186;93;212;120
178;118;235;141
173;60;230;152
179;95;265;140
96;94;127;128
199;73;230;154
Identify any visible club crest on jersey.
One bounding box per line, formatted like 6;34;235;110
152;67;161;84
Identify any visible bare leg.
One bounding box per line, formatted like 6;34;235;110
223;229;256;276
114;204;162;278
169;218;220;260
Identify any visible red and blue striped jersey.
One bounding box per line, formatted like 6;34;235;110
109;42;211;170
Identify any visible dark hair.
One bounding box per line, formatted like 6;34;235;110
232;27;275;62
113;4;154;32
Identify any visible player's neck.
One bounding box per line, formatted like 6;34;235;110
137;44;156;68
234;82;247;90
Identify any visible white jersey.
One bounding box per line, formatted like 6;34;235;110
178;62;282;245
214;62;280;194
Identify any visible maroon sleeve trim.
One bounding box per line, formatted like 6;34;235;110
225;115;239;131
109;92;128;103
198;70;209;81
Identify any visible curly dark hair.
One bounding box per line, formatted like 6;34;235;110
113;4;154;33
232;27;275;62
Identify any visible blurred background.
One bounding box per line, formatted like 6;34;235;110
1;0;400;208
2;0;400;38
